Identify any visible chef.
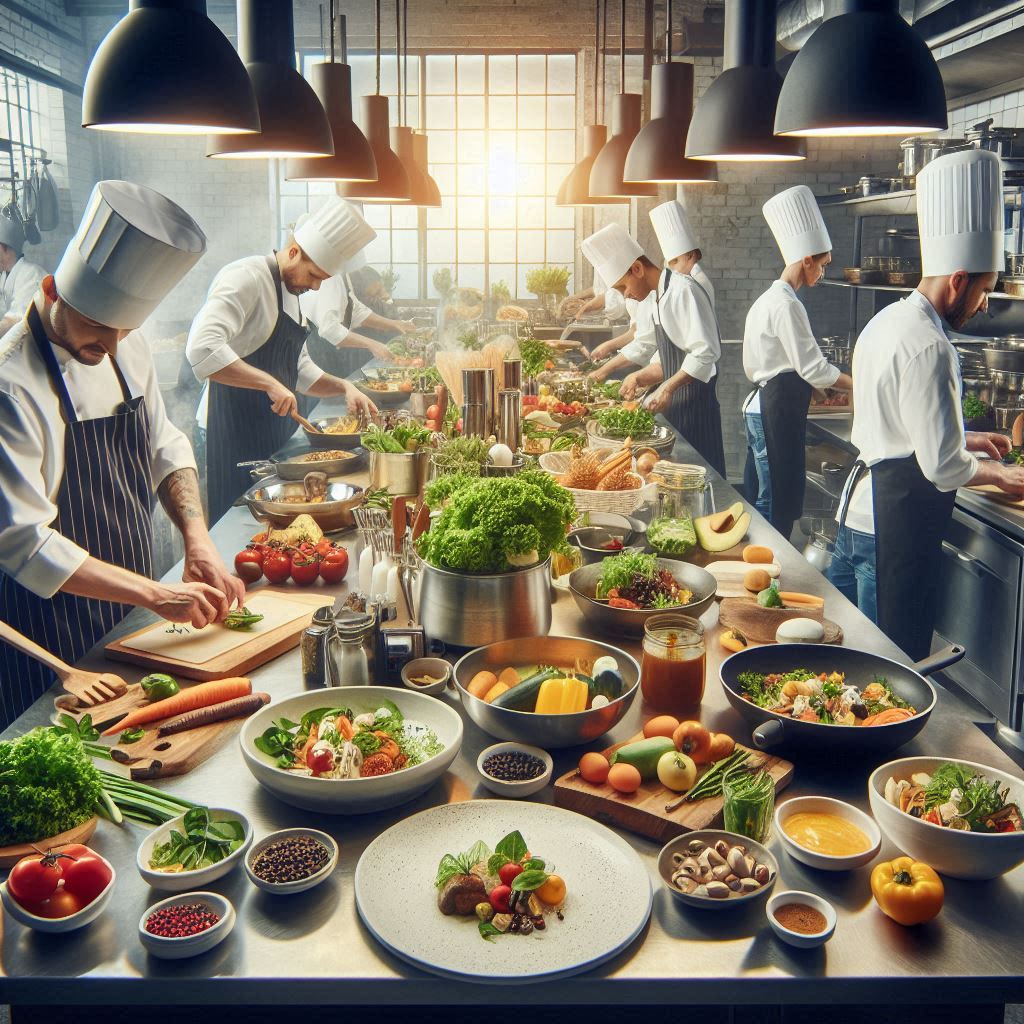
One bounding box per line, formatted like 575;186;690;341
743;185;853;540
587;291;657;383
0;212;46;335
828;149;1024;659
0;180;243;730
187;197;379;520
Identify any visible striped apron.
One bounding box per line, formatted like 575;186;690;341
652;269;727;478
305;274;370;380
0;305;154;729
205;255;312;521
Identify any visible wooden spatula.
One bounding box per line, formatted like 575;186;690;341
0;618;128;707
291;409;321;433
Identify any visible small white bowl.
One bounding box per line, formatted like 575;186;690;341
766;890;837;948
400;657;452;696
775;795;881;871
138;891;235;960
136;808;252;892
0;857;116;933
476;742;553;797
245;828;339;895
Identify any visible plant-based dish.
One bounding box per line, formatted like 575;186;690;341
6;844;113;919
880;761;1022;833
435;829;567;941
148;807;246;873
296;449;359;463
466;656;625;713
782;812;873;856
253;699;443;779
595;552;692;610
736;669;918;726
647;515;697;556
595;405;656;438
669;835;773;899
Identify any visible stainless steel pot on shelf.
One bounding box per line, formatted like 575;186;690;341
899;136;966;178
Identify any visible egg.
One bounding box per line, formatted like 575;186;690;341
488;443;514;467
775;618;825;644
592;655;619;676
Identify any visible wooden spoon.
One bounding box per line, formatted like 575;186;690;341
0;618;128;707
291;409;321;433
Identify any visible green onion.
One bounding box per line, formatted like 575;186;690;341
684;750;749;802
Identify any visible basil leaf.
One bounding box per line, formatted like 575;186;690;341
462;840;491;870
434;853;464;889
522;858;545;872
487;852;510;876
478;921;501;943
494;830;527;863
510;868;549;892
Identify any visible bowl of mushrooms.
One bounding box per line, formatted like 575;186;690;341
657;830;778;910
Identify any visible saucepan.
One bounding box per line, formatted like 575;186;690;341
719;644;964;756
240;448;367;481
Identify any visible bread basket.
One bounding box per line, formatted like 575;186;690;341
539;450;657;514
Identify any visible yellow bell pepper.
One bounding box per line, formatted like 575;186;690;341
870;856;944;926
534;676;589;715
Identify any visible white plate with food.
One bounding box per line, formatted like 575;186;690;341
354;800;651;983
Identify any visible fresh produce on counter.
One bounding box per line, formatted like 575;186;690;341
870;856;944;926
430;435;492;475
720;628;749;654
694;502;751;553
141;673;180;701
361;421;433;453
743;545;774;564
594;552;693;610
144;900;221;938
259;513;323;547
467;657;625;713
235;534;349;586
647;515;696;556
157;692;271;737
148;806;246;873
102;677;253;736
521;393;589;419
6;844;114;919
669;834;773;899
517;333;555;377
558;444;643;491
594;405;655;438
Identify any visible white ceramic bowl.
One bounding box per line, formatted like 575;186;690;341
657;830;778;911
869;756;1024;880
245;828;339;894
138;891;235;959
766;890;836;949
775;795;881;871
0;856;115;933
476;742;553;797
239;686;463;813
400;657;452;696
136;808;252;892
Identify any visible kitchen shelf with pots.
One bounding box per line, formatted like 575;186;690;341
820;279;1024;302
818;184;1023;217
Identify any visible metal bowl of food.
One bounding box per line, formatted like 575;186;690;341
452;635;640;748
245;447;367;481
586;420;676;455
568;558;716;637
356;381;412;406
567;523;641;565
303;416;364;450
239;479;364;532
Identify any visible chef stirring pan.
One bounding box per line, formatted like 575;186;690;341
719;644;963;755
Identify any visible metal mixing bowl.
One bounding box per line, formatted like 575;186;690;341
239;479;364;532
303;417;364;450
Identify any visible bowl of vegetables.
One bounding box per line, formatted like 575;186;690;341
869;756;1024;879
569;554;716;637
587;411;675;455
363;423;434;496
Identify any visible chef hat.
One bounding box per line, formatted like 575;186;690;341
650;200;699;262
917;149;1004;277
0;211;25;252
763;185;832;266
54;180;206;330
294;196;375;277
581;224;643;290
343;248;368;275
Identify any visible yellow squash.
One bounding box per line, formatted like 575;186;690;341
534;676;589;715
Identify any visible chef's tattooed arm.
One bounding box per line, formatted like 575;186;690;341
157;467;205;529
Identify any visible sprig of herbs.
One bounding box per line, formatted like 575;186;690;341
148;806;245;871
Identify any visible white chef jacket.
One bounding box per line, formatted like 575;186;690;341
620;292;657;365
649;263;715;368
0;312;197;598
299;273;372;346
840;290;977;535
742;280;841;414
0;257;46;322
187;254;326;427
649;265;719;382
603;285;627;320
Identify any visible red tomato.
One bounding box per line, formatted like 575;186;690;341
290;556;320;587
54;843;92;859
61;853;112;905
489;884;512;915
263;552;293;585
425;404;440;420
307;745;334;775
34;887;85;919
8;854;63;907
315;538;335;556
319;549;349;584
424;419;439;432
234;549;263;583
498;862;523;886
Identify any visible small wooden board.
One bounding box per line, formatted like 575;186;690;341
703;560;782;600
107;718;248;780
0;816;98;869
719;596;825;644
553;734;794;844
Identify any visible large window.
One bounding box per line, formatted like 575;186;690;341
0;70;45;219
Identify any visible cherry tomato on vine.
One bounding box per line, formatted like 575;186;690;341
61;852;112;904
7;853;63;907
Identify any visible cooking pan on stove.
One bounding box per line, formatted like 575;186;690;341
719;644;964;755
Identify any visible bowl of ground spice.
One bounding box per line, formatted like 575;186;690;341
245;828;339;895
766;890;836;948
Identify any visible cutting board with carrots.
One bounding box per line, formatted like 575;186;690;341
104;588;324;680
553;733;794;844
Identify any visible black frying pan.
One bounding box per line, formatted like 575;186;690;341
719;643;964;755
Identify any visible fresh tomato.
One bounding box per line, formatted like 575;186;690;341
8;853;64;907
54;844;92;859
307;745;335;775
319;548;349;584
424;419;439;432
315;538;335;556
498;862;523;887
234;549;263;583
489;884;512;914
263;551;293;585
425;404;440;420
60;852;112;904
290;556;320;587
537;874;567;906
34;887;86;919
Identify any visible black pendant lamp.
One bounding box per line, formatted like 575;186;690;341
83;0;259;134
286;9;377;181
686;0;805;161
338;0;411;203
207;0;333;158
589;0;658;199
775;0;947;138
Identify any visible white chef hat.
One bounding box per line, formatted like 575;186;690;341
917;149;1004;278
294;196;375;277
650;200;699;262
54;180;206;330
0;211;25;252
581;224;643;290
763;185;832;266
343;248;368;275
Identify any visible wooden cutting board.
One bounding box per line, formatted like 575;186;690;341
104;588;324;680
966;483;1024;508
553;733;794;844
703;560;782;600
107;718;250;780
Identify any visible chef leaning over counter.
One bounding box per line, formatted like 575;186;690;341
0;210;46;335
0;181;244;731
829;148;1024;661
742;185;853;543
186;196;379;521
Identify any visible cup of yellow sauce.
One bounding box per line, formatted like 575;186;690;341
775;796;882;871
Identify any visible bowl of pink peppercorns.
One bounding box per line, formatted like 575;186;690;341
138;891;235;959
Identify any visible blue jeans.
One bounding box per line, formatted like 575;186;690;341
827;525;878;623
744;410;771;519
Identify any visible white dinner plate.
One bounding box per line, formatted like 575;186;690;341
354;800;652;984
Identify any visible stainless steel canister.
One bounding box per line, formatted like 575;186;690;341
503;357;522;392
462;403;490;438
462;367;494;405
498;388;522;451
301;605;336;689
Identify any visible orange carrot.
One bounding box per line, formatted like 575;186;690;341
102;676;252;735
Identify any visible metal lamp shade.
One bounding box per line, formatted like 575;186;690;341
391;126;434;206
624;63;717;183
412;132;442;208
556;125;629;206
338;96;411;203
286;63;377;181
589;94;659;199
774;0;947;137
83;0;260;134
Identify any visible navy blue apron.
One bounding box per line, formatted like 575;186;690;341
652;269;727;478
305;273;371;380
0;305;154;729
205;255;313;521
760;369;813;541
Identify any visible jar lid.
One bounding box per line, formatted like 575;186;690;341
650;461;707;487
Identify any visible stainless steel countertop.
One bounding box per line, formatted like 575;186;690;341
3;399;1024;1006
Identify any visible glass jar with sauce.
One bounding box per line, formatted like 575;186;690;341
640;613;705;713
649;462;715;521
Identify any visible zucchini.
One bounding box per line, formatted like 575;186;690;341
609;736;676;780
490;667;561;711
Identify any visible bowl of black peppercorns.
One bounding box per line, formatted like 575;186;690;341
476;742;553;798
245;828;339;895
